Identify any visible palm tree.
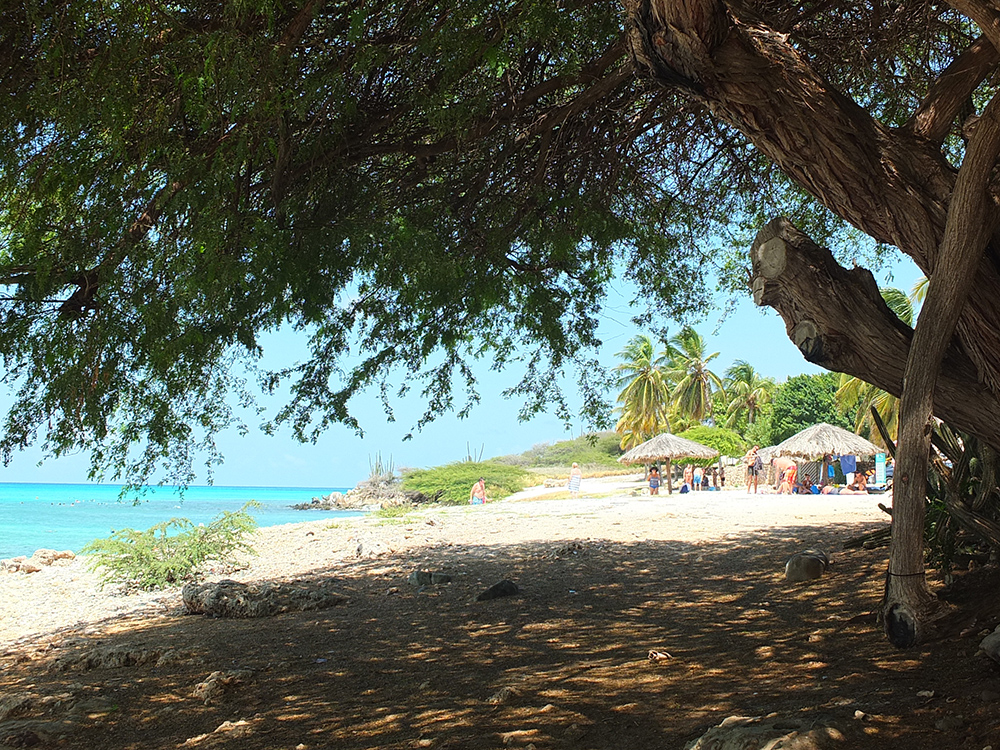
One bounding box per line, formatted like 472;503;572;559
723;360;774;429
613;334;675;449
836;373;901;449
667;326;724;424
834;285;916;445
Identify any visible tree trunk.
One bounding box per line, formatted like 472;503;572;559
664;457;673;494
624;0;1000;645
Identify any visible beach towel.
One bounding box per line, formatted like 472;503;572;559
840;454;857;474
568;475;582;493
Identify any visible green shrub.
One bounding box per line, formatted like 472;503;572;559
401;461;531;504
493;432;624;469
676;426;747;468
82;502;260;590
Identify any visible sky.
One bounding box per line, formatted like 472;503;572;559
0;252;925;489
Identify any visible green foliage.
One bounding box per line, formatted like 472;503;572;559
493;432;624;468
0;2;956;487
924;423;1000;574
768;373;850;444
401;461;531;504
676;426;746;465
612;334;675;449
373;504;415;522
667;326;725;424
82;502;259;590
723;360;775;431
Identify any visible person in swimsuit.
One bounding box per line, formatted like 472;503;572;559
744;446;762;494
469;477;488;504
648;466;661;495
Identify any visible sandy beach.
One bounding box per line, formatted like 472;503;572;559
0;475;888;648
7;475;998;750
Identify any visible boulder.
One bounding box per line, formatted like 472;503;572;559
476;580;519;601
785;550;830;582
980;625;1000;663
52;645;180;672
685;714;849;749
191;669;254;705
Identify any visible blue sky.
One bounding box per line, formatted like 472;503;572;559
0;254;924;488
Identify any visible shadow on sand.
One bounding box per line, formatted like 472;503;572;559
1;519;997;749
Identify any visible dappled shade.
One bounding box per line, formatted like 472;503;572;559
767;423;882;460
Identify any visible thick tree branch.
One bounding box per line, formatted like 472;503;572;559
946;0;1000;52
906;35;998;144
750;217;1000;448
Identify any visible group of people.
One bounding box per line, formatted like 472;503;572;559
467;447;877;504
643;464;724;494
742;444;874;495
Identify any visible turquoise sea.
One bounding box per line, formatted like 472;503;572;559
0;483;358;559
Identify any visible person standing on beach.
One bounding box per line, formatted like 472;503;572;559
647;465;661;495
683;464;694;492
470;477;488;505
744;446;762;494
568;462;583;496
692;465;703;492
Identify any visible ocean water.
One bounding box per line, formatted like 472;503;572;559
0;483;359;559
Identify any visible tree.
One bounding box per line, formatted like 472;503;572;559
667;326;724;424
7;1;1000;644
723;360;774;430
676;425;746;463
612;334;674;450
768;374;850;446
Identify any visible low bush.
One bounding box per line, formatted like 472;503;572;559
493;432;624;469
401;461;531;504
82;502;260;590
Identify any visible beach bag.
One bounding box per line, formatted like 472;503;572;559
753;455;764;471
679;484;689;494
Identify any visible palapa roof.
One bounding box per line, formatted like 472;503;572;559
617;433;719;464
767;422;882;460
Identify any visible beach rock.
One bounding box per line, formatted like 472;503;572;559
408;571;453;586
476;580;519;602
785;549;830;582
191;669;254;705
1;550;75;574
355;539;392;559
52;644;180;672
30;549;75;566
684;714;848;749
979;625;1000;663
182;580;346;618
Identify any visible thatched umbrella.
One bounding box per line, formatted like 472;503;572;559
618;433;719;494
769;423;881;459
